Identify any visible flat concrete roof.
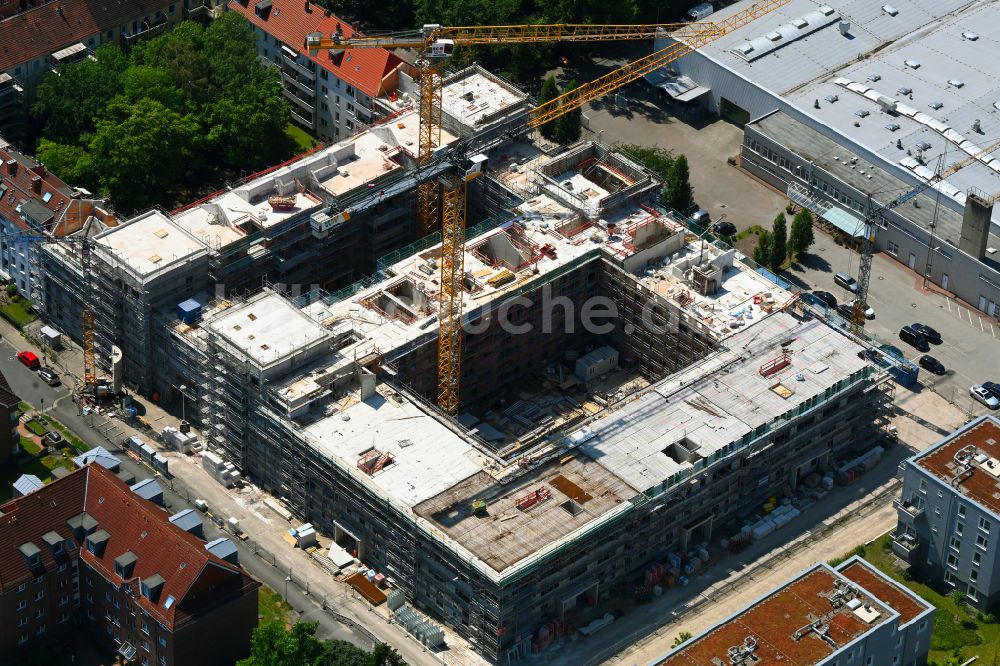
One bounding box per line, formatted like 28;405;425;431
206;291;331;370
442;66;530;131
912;415;1000;517
837;558;932;626
95;211;207;280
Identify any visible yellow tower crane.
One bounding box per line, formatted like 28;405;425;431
307;0;789;413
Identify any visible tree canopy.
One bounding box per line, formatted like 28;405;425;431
32;13;296;213
552;80;583;145
789;209;816;259
238;622;407;666
770;213;787;272
663;155;693;213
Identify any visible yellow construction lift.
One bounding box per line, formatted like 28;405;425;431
307;0;789;413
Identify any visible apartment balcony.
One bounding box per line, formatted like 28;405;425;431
185;0;219;18
280;53;315;81
282;87;314;114
289;108;315;130
281;71;314;98
891;529;919;562
123;17;169;44
893;498;925;520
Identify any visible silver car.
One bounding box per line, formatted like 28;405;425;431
971;385;999;409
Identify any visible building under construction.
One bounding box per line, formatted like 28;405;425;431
129;134;899;662
36;68;900;661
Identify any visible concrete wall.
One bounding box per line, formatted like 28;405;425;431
741;127;1000;316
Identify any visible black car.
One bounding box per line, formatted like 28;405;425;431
37;367;60;386
712;221;737;237
919;355;946;375
899;325;930;352
911;323;942;344
983;381;1000;401
812;290;838;309
44;431;65;447
836;303;855;319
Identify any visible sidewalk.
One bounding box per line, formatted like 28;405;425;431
6;317;484;666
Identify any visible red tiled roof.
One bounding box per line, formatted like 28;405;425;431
0;148;75;234
0;465;255;630
0;0;171;73
0;367;19;408
227;0;404;98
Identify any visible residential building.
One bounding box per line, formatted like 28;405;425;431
654;0;1000;316
651;557;935;666
0;0;225;144
227;0;413;141
894;415;1000;611
0;463;259;664
0;368;19;465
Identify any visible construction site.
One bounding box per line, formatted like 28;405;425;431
27;5;919;661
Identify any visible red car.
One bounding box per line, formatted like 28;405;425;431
17;351;40;370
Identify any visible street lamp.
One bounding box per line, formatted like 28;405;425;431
284;576;292;601
178;385;188;422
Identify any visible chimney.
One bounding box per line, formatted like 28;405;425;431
5;159;15;176
304;0;310;11
31;176;41;194
31;163;45;178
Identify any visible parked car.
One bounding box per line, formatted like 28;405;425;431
37;367;59;386
16;351;40;370
899;325;929;352
44;431;65;447
812;290;838;309
971;385;1000;409
691;210;711;226
836;303;855;319
919;355;946;375
712;221;737;237
911;323;941;344
834;271;859;292
982;381;1000;401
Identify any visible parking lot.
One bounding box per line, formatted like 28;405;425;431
584;95;1000;421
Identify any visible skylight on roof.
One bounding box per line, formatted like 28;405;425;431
867;74;881;82
962;31;979;41
164;595;175;609
824;94;839;103
897;87;912;96
765;31;781;41
818;5;835;15
855;109;870;118
42;192;52;203
882;4;898;16
792;18;808;28
929;101;944;110
947;79;964;88
904;60;921;69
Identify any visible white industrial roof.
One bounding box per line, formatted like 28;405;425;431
674;0;1000;213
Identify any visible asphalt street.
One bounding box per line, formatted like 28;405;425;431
0;331;371;649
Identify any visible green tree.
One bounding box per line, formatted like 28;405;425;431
131;21;213;102
537;76;560;141
664;154;693;213
87;99;201;212
120;65;187;110
35;139;94;189
753;230;772;267
370;643;406;666
552;80;582;145
770;213;787;271
671;631;693;647
789;209;815;259
202;70;290;169
321;639;372;665
617;144;673;182
238;621;328;666
32;45;128;144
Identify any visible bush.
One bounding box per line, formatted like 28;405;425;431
785;202;795;215
4;283;16;296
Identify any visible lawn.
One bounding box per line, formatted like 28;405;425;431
0;299;37;329
20;436;42;456
39;414;90;453
285;123;319;153
840;536;1000;664
258;586;294;627
25;419;47;437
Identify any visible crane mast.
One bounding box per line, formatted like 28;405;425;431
307;0;790;413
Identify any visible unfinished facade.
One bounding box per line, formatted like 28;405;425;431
142;140;898;664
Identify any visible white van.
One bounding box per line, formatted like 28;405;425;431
686;2;714;21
